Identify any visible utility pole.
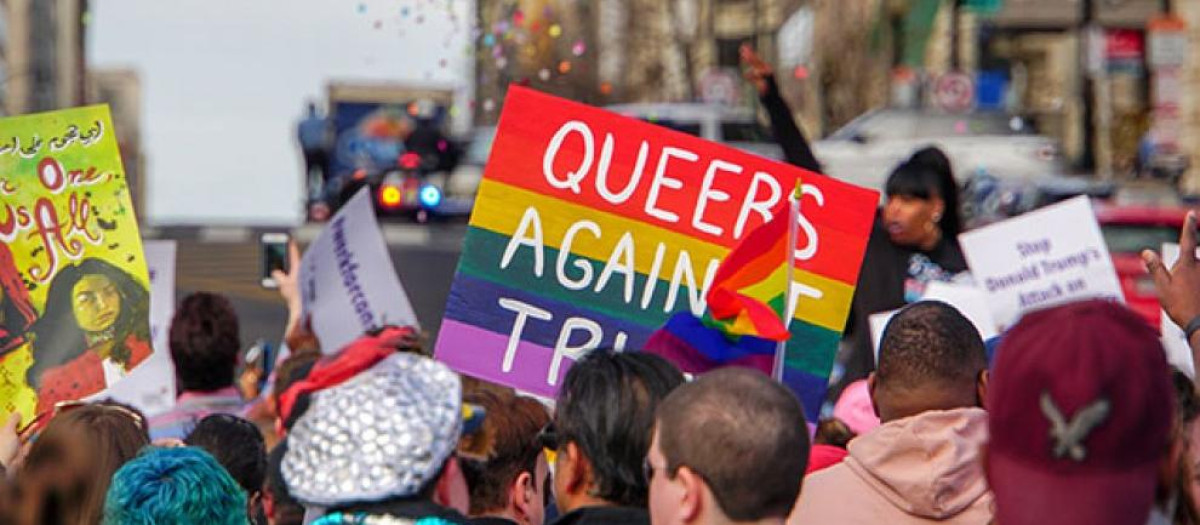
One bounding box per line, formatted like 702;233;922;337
950;0;962;71
753;0;761;51
1080;0;1097;173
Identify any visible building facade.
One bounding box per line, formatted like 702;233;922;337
1;0;87;116
88;68;144;215
472;0;810;121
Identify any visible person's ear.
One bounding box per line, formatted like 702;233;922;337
976;370;990;410
676;467;706;522
564;442;590;496
931;195;946;222
867;373;881;418
262;488;277;521
247;491;263;522
510;471;535;523
434;456;470;515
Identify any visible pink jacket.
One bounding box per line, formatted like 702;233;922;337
790;408;993;524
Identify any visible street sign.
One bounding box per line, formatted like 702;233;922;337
1149;16;1188;68
1148;16;1188;150
933;72;975;113
698;69;741;106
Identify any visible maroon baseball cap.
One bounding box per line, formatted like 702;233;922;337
987;300;1174;525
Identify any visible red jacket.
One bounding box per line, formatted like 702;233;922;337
35;336;153;414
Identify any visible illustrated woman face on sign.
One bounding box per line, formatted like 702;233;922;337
71;273;122;334
27;258;150;392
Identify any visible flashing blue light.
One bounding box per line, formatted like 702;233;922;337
419;184;443;209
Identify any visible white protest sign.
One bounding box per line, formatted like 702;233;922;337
103;240;177;416
869;281;999;361
1160;243;1196;378
960;196;1123;329
923;281;1000;340
870;310;899;361
301;188;419;354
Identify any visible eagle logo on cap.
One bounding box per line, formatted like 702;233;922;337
1040;391;1110;462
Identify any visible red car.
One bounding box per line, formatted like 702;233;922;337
1095;204;1191;328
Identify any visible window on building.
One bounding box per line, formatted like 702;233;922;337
717;38;749;69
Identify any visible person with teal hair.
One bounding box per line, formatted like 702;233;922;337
103;446;248;525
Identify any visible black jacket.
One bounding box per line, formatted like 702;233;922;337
756;74;968;396
550;506;650;525
842;216;967;387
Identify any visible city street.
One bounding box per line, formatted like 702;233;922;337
5;0;1200;521
149;223;468;351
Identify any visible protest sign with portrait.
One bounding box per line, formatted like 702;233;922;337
0;106;154;420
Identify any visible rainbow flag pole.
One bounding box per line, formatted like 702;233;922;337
773;183;801;382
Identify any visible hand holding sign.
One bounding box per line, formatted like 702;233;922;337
1155;243;1198;378
274;240;318;353
300;189;420;355
0;412;20;471
1143;211;1200;330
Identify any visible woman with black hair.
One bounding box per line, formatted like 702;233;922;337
27;258;151;414
742;46;968;392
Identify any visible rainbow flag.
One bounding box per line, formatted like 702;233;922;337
646;312;777;375
703;187;797;342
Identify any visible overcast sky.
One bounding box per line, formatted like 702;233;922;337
89;0;473;225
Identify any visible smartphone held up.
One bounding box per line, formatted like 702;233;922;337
261;233;290;288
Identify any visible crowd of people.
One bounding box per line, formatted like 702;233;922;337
1;269;1196;524
0;48;1198;525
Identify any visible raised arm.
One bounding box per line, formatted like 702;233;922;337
741;45;823;174
1143;211;1200;384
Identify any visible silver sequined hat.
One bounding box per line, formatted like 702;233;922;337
282;352;463;506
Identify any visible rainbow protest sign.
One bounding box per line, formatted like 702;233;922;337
0;106;153;421
435;87;877;418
